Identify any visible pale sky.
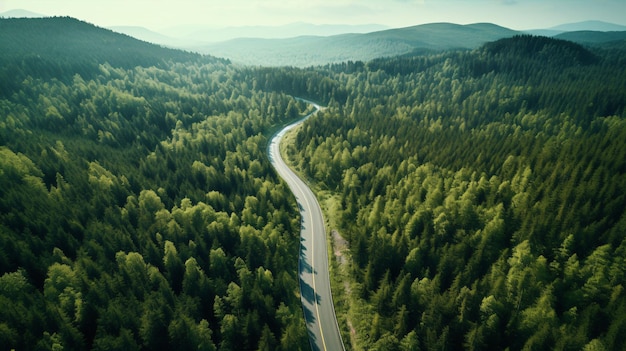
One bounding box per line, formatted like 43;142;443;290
1;0;625;31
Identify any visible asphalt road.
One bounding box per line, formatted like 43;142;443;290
269;102;345;351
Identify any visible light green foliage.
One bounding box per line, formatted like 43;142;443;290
284;35;626;350
44;263;83;322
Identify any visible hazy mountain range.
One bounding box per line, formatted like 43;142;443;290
0;9;45;18
2;9;626;67
192;21;626;66
107;20;625;67
199;23;518;66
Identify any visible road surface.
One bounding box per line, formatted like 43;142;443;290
268;102;345;351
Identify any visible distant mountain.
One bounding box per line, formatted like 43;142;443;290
108;26;192;47
366;23;518;49
0;9;45;18
0;17;218;81
523;21;626;38
200;22;519;66
555;30;626;45
550;20;626;32
163;22;389;43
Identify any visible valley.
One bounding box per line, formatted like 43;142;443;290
1;14;626;351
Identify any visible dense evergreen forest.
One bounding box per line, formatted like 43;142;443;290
282;35;626;350
2;16;626;351
0;17;315;351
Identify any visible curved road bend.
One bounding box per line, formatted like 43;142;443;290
269;102;345;351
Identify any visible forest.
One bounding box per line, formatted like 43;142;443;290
1;16;626;351
0;17;315;351
282;35;626;350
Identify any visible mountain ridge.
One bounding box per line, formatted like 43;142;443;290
0;9;46;18
175;22;390;43
108;26;188;48
0;17;219;84
3;15;625;68
200;22;520;66
555;30;626;48
550;20;626;32
197;21;626;66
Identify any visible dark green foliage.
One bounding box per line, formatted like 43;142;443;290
0;18;307;351
0;17;223;92
284;38;626;350
483;35;599;65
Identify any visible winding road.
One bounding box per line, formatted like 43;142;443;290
269;102;345;351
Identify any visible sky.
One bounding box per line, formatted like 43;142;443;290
1;0;625;31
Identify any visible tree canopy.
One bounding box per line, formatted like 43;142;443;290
284;35;626;350
0;17;310;351
2;19;626;351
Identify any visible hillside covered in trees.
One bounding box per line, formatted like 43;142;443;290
283;35;626;350
0;17;314;351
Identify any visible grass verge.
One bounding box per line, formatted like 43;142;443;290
280;124;359;350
